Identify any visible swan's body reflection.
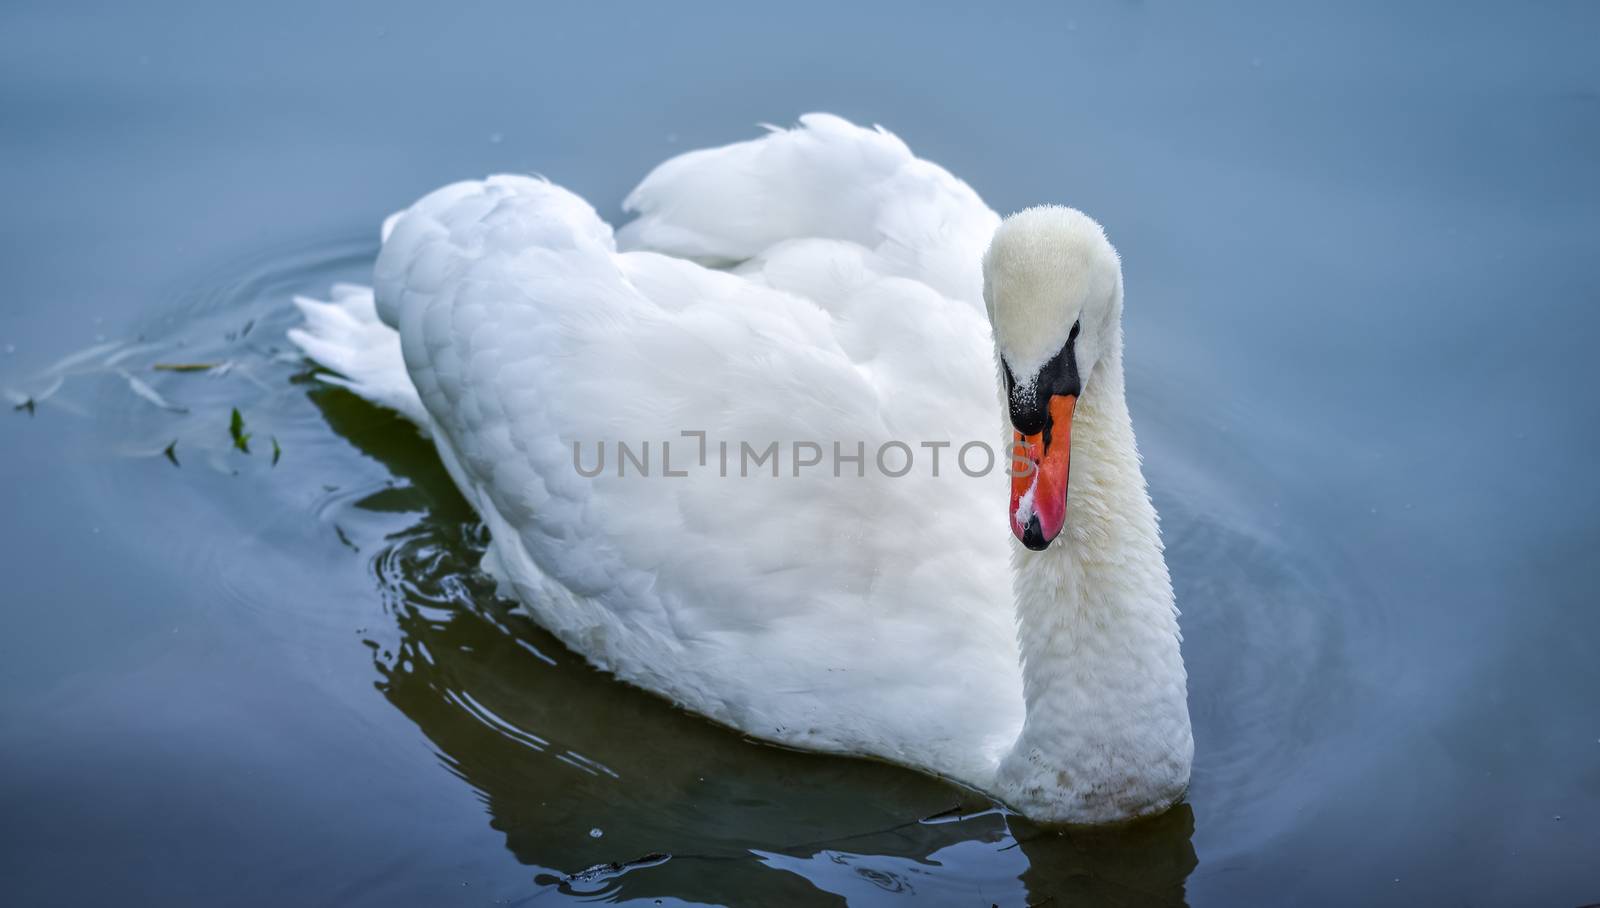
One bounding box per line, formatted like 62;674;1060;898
311;385;1198;904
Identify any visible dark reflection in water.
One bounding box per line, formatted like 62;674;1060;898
311;381;1198;904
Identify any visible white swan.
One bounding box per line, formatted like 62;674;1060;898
290;114;1191;824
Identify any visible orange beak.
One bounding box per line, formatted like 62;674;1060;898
1009;394;1076;550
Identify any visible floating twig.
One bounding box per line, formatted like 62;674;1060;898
152;362;223;373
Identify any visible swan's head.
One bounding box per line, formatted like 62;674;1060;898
983;206;1123;551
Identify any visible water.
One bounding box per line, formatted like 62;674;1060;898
2;2;1596;905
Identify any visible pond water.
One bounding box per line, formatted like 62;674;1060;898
2;2;1597;905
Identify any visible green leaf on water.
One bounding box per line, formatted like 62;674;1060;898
152;362;222;373
271;435;281;467
229;408;251;453
163;440;180;467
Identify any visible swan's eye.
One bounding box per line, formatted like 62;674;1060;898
1004;320;1082;436
1050;320;1082;398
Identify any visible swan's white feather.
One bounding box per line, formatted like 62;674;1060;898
620;112;1000;306
297;119;1022;785
288;283;427;429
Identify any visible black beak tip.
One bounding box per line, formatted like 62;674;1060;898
1021;515;1051;551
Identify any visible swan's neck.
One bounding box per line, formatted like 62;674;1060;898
994;330;1193;824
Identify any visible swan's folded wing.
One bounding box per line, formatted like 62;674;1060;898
617;113;1001;308
372;173;1020;775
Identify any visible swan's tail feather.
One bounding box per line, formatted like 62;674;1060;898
288;283;430;432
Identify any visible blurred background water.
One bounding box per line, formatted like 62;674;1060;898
2;1;1597;905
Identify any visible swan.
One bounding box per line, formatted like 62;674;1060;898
289;114;1191;824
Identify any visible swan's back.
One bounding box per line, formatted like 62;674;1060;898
315;116;1022;784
